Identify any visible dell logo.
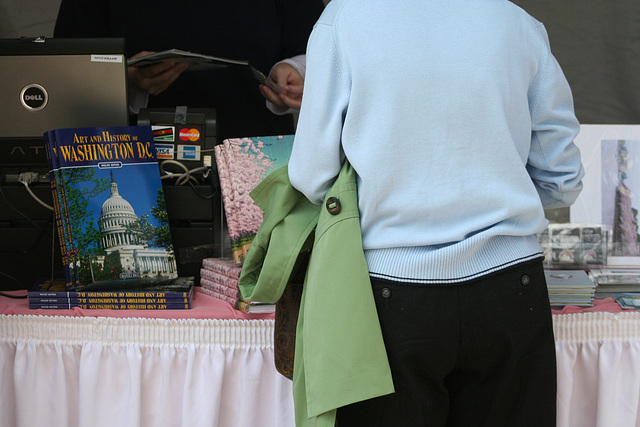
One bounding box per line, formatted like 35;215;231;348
20;84;48;111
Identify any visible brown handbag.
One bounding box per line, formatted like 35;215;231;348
273;250;310;380
274;281;304;380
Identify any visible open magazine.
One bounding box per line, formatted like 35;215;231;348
128;49;283;92
128;49;247;70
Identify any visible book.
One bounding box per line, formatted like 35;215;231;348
544;269;596;307
590;268;640;297
198;257;274;313
214;135;294;264
200;276;241;299
29;296;191;304
201;257;242;279
614;293;640;310
29;277;196;299
45;129;72;286
200;268;241;290
127;49;283;93
199;285;275;314
29;302;192;310
44;126;178;288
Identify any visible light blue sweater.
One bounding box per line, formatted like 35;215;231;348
289;0;585;283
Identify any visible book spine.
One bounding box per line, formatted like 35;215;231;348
29;297;191;304
45;130;73;288
235;300;253;314
199;269;239;289
29;302;191;310
28;290;192;299
53;127;81;286
56;165;79;287
201;257;242;279
51;177;73;287
200;278;240;299
198;285;239;306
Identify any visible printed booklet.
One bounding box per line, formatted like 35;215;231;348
44;126;178;289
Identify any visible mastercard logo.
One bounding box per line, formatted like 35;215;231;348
179;128;200;142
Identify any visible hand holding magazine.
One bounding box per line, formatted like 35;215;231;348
128;49;284;93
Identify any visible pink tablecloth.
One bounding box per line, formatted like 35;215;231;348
0;286;274;320
2;288;634;318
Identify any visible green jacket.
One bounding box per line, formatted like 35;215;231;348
239;161;394;427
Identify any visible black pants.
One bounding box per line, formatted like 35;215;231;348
336;259;556;427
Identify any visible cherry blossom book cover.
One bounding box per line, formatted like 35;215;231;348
214;135;294;265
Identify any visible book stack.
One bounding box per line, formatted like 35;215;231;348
28;277;195;310
214;135;294;265
613;294;640;310
199;257;275;313
44;126;179;290
590;268;640;299
544;269;596;307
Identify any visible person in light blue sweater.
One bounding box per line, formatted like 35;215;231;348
288;0;585;426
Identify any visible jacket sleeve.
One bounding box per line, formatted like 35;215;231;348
288;14;350;205
527;23;585;210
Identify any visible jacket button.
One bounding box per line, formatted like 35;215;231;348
521;275;530;285
381;287;391;298
326;197;341;215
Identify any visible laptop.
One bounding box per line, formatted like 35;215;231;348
0;37;129;173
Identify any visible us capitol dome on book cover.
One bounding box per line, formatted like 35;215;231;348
96;175;177;277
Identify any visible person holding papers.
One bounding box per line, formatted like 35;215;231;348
53;0;324;140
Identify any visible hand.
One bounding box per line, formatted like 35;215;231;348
260;62;304;111
127;51;189;96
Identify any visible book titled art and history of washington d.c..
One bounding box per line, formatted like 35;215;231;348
44;126;178;289
214;135;294;265
27;276;194;310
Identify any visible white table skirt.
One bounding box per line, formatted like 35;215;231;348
0;315;294;427
554;311;640;427
2;311;640;427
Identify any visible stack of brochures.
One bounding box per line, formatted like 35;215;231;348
614;294;640;310
590;268;640;299
544;269;596;307
199;257;274;314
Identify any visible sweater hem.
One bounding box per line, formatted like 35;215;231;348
366;234;544;284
